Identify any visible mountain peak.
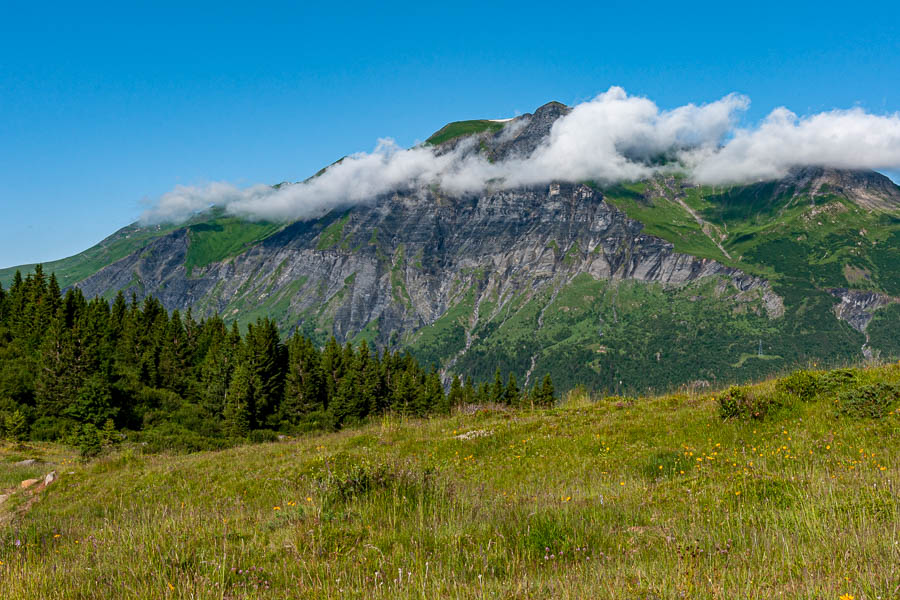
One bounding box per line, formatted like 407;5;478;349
783;166;900;210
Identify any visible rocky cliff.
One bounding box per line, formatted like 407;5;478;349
8;101;899;392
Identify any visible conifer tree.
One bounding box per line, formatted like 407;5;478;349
448;375;464;408
534;373;556;407
464;375;475;405
4;409;26;441
243;318;285;429
224;363;253;438
282;335;324;423
505;372;520;406
491;367;505;404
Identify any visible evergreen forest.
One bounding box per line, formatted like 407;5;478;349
0;266;555;454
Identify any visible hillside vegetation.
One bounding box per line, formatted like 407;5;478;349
425;120;505;146
2;362;898;598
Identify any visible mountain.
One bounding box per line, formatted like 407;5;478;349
4;102;900;393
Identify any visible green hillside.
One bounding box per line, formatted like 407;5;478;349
0;207;285;288
410;274;865;394
600;177;900;295
0;221;183;289
3;363;899;598
425;119;505;146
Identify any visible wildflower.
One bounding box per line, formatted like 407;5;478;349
273;506;281;511
619;482;625;486
306;497;313;502
168;583;175;590
839;595;855;600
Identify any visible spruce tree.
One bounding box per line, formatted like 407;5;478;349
448;375;464;408
4;409;26;441
505;372;520;407
534;373;556;407
224;364;253;438
282;335;324;424
491;367;505;404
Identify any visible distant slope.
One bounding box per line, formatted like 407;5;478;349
5;102;900;392
0;221;183;289
0;207;285;289
425;119;505;146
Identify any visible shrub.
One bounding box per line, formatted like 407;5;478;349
775;370;821;401
75;424;103;458
1;409;27;441
314;454;435;505
717;385;783;420
836;383;900;418
29;416;76;441
818;368;860;393
248;429;279;443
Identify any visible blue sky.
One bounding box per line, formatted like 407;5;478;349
1;1;899;268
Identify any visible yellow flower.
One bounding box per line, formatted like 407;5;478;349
839;594;855;600
306;497;313;502
168;582;175;591
273;506;281;510
619;481;625;486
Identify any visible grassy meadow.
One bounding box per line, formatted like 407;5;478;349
2;363;899;599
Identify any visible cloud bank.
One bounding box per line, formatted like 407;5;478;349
141;87;900;224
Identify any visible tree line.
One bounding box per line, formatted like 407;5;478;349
0;266;556;453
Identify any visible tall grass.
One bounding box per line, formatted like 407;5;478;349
1;362;899;598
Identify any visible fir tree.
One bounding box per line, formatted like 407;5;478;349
491;367;505;404
448;375;464;408
534;373;556;407
505;372;520;407
224;364;253;438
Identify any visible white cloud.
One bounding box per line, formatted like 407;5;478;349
688;106;900;184
140;88;900;224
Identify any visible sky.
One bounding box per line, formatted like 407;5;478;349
1;1;899;268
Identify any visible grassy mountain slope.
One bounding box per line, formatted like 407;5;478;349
425;119;505;146
2;363;899;598
410;274;862;394
0;208;284;289
0;222;184;289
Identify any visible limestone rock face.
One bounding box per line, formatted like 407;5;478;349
781;167;900;211
75;182;770;348
829;288;898;332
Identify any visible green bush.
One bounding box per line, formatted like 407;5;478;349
248;429;279;443
818;368;860;393
717;385;783;420
29;416;76;441
75;423;103;458
836;383;900;418
314;454;435;505
775;370;821;401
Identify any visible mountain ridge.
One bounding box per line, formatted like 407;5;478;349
3;103;900;392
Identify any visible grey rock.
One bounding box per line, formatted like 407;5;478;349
828;288;898;332
75;182;773;351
